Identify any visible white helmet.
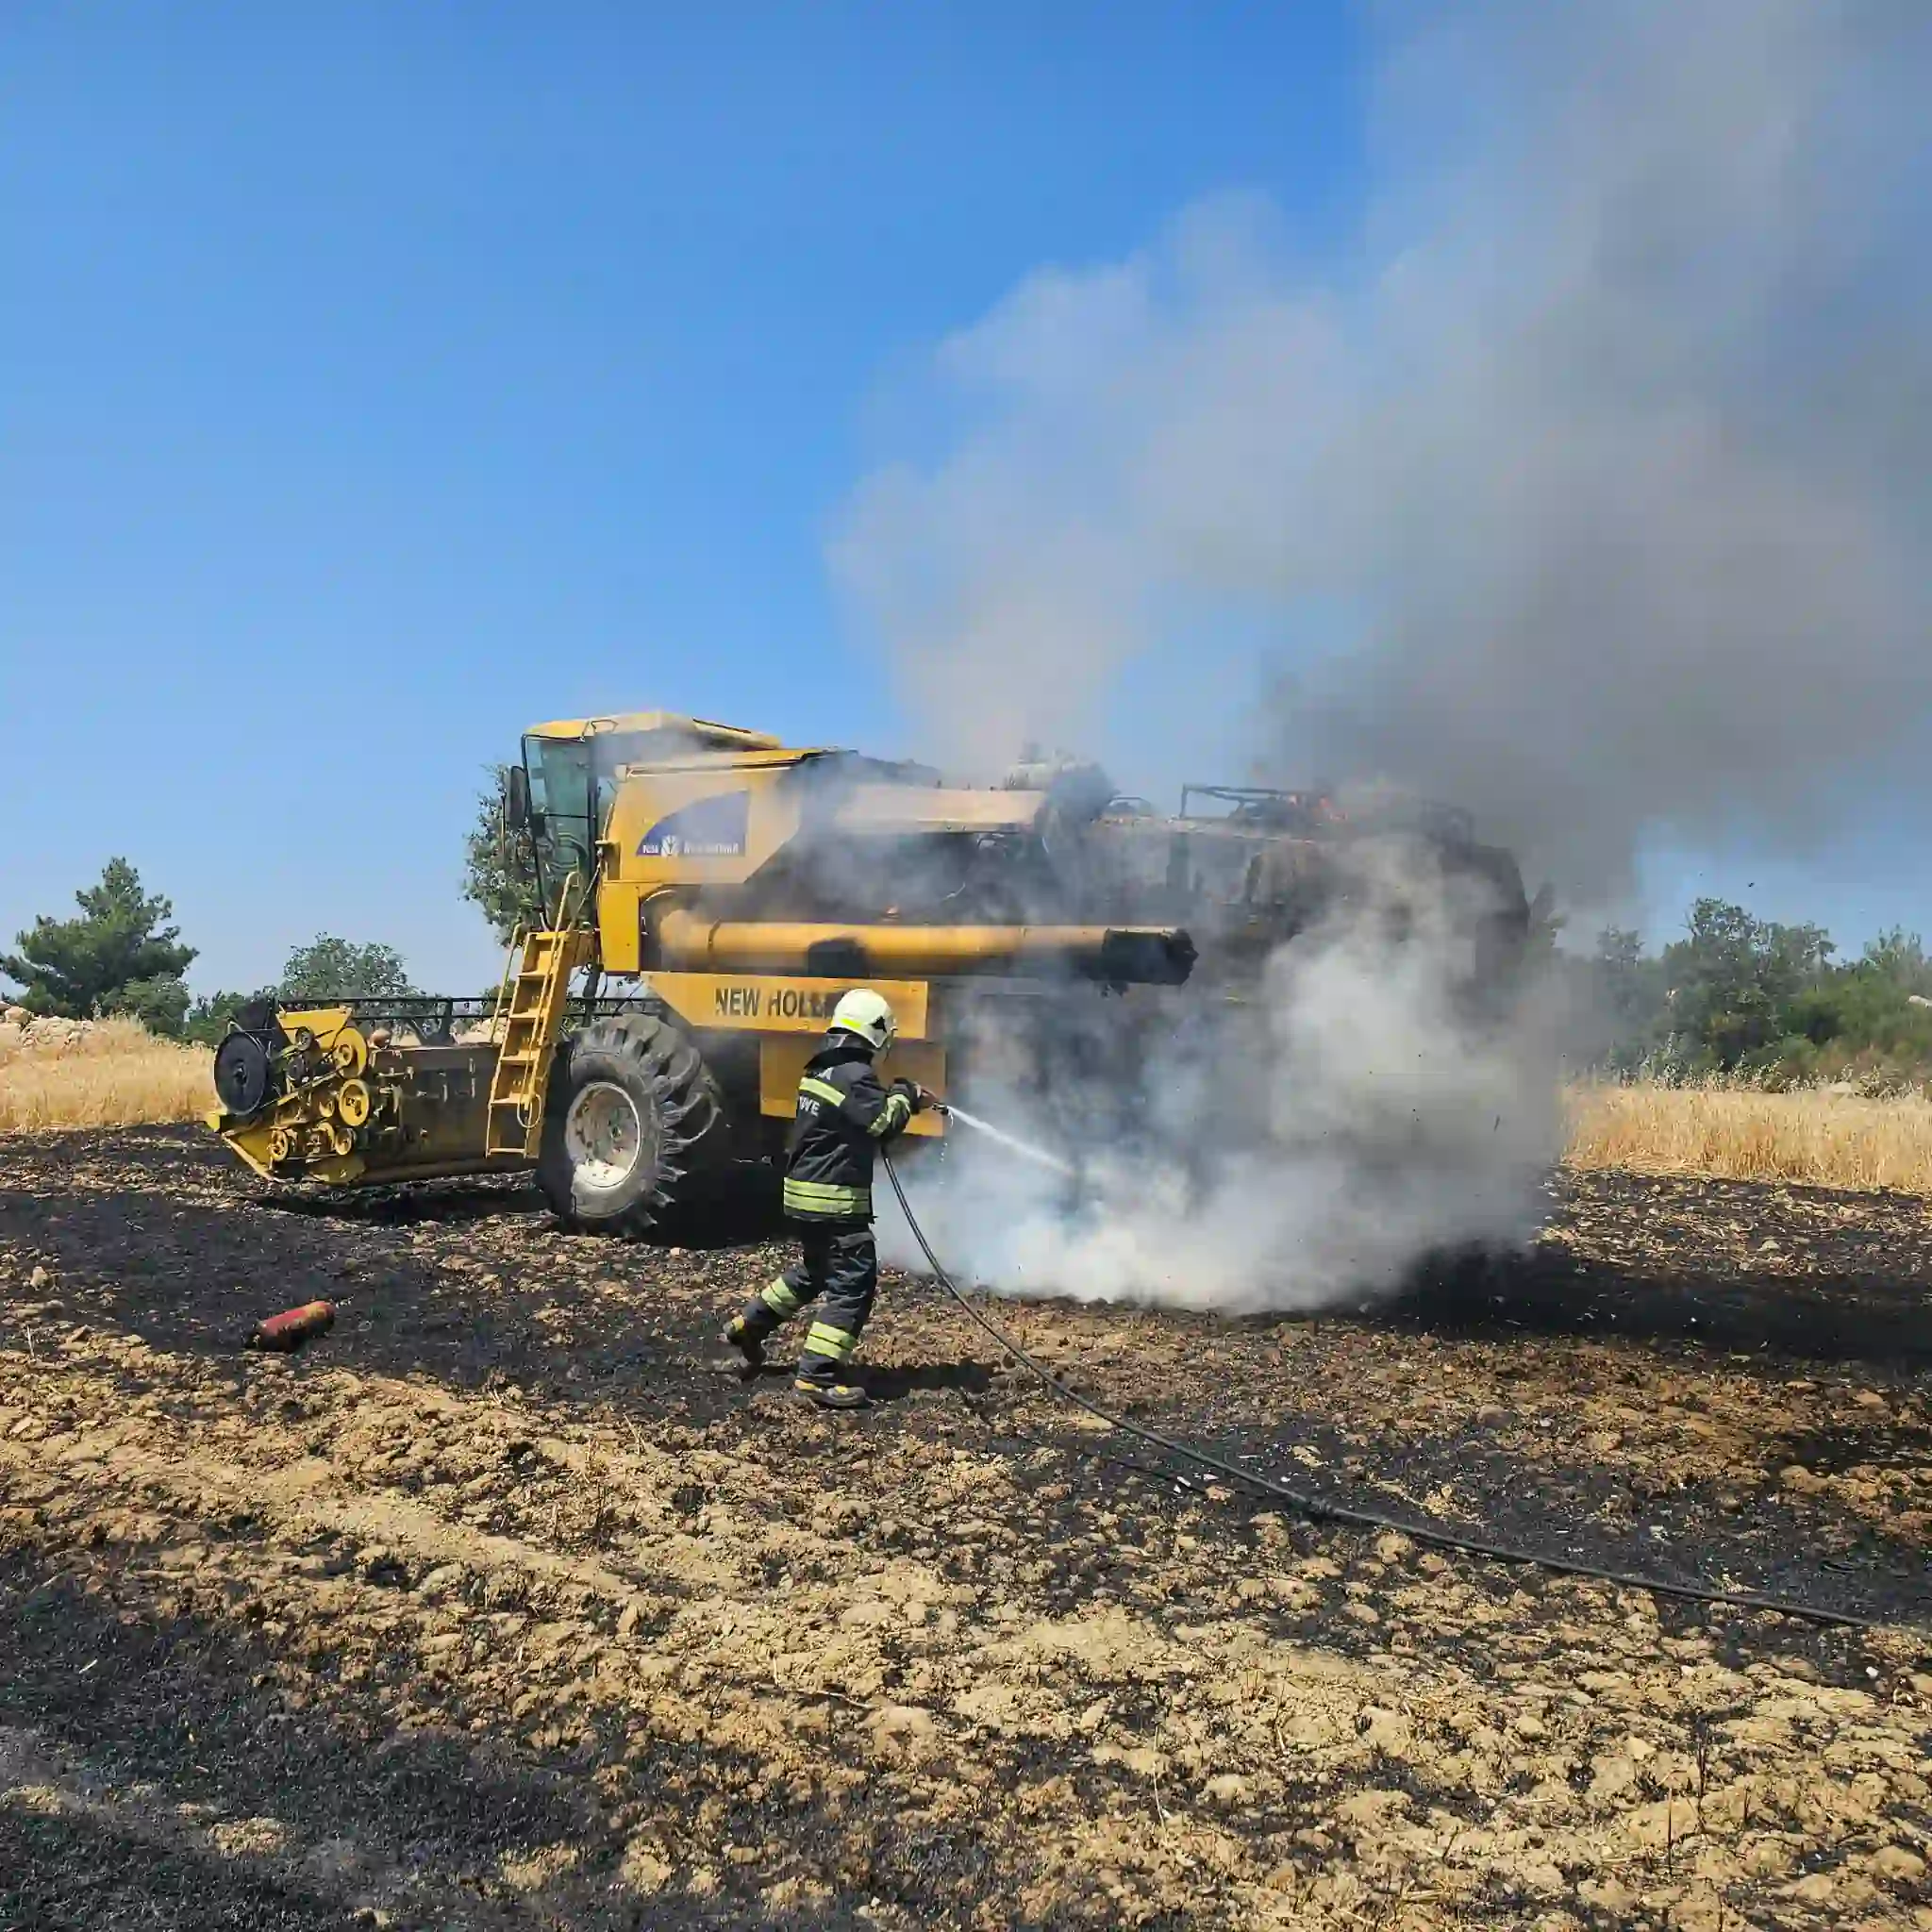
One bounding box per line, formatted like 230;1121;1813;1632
829;988;896;1054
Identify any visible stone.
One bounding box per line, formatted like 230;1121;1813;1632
1358;1706;1412;1754
1580;1876;1636;1914
1513;1860;1565;1898
1874;1846;1927;1885
618;1842;673;1892
869;1703;937;1740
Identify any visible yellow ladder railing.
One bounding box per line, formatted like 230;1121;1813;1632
485;923;591;1158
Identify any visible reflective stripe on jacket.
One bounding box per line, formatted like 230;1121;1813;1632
781;1033;914;1221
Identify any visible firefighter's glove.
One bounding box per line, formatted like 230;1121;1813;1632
891;1078;921;1108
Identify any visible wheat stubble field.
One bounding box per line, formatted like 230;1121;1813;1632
0;1017;213;1135
1567;1082;1932;1199
2;1028;1929;1927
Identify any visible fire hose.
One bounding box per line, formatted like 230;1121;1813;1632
880;1146;1911;1636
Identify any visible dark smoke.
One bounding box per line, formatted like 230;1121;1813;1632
834;0;1932;908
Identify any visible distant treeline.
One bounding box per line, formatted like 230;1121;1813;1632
9;860;1929;1087
1571;899;1932;1085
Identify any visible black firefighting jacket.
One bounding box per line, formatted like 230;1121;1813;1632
781;1033;915;1223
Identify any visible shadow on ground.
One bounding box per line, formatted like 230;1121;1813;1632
0;1552;886;1932
1396;1187;1931;1371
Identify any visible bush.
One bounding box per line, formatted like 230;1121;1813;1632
102;974;192;1037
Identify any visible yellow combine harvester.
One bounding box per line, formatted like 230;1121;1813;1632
209;710;1195;1234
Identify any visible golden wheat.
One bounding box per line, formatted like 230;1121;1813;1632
0;1018;214;1133
8;1015;1931;1196
1564;1078;1932;1196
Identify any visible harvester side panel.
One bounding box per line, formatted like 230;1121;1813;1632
643;971;933;1039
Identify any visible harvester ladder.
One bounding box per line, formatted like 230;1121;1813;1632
485;925;590;1158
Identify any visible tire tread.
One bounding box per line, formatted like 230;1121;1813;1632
536;1012;729;1236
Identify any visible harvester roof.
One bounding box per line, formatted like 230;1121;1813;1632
524;710;784;750
830;787;1051;836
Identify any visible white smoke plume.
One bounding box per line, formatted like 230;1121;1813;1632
846;0;1931;1308
881;850;1561;1310
835;0;1932;900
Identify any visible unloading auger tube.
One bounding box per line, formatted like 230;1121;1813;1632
880;1150;1913;1637
650;909;1196;984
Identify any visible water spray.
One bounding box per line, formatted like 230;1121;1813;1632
937;1100;1078;1179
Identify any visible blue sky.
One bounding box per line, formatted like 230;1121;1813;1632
2;3;1922;995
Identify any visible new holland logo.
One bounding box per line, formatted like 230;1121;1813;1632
711;983;848;1021
638;791;749;859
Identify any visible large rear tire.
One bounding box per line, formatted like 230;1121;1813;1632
537;1013;731;1236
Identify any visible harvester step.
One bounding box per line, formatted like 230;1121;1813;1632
485;925;590;1160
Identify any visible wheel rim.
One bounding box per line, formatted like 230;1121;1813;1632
563;1081;650;1191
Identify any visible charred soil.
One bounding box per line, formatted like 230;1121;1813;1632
2;1128;1929;1928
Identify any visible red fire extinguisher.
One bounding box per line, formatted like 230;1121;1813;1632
248;1300;337;1352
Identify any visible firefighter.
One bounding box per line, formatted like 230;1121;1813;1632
722;989;933;1408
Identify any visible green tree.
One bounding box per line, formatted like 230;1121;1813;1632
1659;899;1834;1069
1586;925;1672;1068
104;975;193;1036
1594;927;1653;1024
278;936;417;1004
1781;950;1932;1071
0;858;197;1029
1861;927;1932;997
1577;905;1932;1082
462;764;543;948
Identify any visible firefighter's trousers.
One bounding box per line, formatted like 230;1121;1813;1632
736;1221;877;1388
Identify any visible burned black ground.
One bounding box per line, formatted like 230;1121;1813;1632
2;1127;1929;1928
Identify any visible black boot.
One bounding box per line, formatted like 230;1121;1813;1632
721;1316;765;1376
795;1376;870;1410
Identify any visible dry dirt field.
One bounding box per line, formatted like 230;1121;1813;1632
3;1125;1930;1930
